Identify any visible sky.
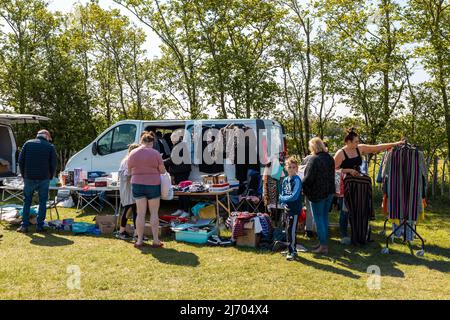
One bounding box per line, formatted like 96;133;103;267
47;0;430;118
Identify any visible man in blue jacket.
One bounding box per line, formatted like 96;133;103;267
17;130;57;233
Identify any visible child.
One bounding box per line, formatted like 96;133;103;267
279;157;304;260
117;143;140;240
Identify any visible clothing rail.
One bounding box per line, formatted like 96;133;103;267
381;218;425;256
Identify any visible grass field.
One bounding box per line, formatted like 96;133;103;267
0;199;449;300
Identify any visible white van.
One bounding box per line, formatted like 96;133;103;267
0;114;50;182
65;119;287;182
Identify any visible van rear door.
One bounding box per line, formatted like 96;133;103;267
0;114;51;179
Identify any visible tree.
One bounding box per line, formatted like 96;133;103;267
405;0;450;161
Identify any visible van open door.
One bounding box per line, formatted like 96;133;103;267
0;114;50;181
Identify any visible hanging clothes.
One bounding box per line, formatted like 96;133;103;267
382;145;427;222
344;174;374;245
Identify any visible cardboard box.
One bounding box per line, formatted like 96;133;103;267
236;221;260;248
144;223;171;238
99;222;115;234
0;164;9;174
95;215;116;227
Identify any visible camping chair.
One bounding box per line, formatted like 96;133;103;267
232;169;264;213
47;189;72;220
76;190;106;214
74;171;108;214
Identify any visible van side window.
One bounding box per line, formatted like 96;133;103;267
97;124;137;156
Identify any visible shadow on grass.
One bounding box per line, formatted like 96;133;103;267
24;231;75;247
137;246;200;267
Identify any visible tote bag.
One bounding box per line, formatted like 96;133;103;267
161;173;174;200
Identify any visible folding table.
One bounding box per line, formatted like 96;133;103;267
174;188;235;236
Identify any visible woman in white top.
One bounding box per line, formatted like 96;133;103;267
117;143;140;240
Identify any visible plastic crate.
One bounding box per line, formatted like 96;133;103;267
72;222;96;234
175;227;216;244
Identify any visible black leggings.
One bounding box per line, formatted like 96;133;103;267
120;204;137;228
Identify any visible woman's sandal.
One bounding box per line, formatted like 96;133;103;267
134;242;145;249
151;242;164;249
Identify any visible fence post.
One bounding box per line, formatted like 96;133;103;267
432;156;438;199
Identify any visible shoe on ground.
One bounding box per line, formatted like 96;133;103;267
36;226;47;233
117;231;132;240
305;231;315;238
171;209;183;216
312;246;328;254
179;211;190;218
286;252;297;261
17;226;29;233
296;244;308;253
280;250;289;255
133;235;149;242
340;237;351;245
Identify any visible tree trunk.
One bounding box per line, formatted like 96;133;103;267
432;156;438;199
303;18;311;146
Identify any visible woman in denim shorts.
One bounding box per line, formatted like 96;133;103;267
128;132;167;249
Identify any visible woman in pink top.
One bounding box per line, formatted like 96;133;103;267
128;132;166;249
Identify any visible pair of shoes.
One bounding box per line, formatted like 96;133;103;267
296;244;308;253
286;252;297;261
340;237;351;245
16;226;29;233
116;231;132;240
171;209;183;216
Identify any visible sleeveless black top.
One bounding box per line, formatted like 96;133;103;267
340;148;363;170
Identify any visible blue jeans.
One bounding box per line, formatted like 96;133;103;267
22;179;50;228
309;194;333;246
338;197;349;238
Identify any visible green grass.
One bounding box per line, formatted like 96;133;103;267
0;202;449;300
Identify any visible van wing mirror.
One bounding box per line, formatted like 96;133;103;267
92;142;98;155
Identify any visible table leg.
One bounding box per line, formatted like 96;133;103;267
216;194;220;236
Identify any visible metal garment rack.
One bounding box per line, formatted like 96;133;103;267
381;218;425;256
380;141;425;256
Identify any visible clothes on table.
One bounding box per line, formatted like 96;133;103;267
344;174;374;245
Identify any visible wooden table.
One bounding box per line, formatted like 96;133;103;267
174;188;235;236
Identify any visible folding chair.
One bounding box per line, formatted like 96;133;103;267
232;169;264;213
76;190;105;213
47;189;72;220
